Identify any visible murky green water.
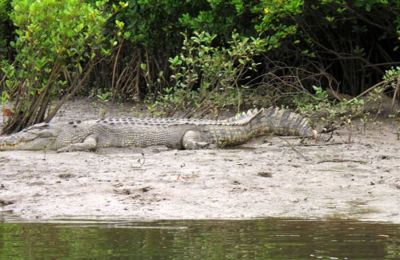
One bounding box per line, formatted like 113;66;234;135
0;218;399;259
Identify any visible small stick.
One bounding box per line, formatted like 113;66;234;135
288;142;346;147
317;159;367;164
278;137;310;161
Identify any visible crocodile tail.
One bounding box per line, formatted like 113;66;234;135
261;107;315;137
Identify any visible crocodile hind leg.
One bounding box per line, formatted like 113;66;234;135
182;130;210;149
57;134;98;153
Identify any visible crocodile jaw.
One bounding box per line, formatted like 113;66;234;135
0;136;56;150
0;124;58;150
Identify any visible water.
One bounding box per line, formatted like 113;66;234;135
0;218;399;259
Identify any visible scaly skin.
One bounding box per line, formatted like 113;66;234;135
0;107;315;152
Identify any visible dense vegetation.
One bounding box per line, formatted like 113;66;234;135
1;0;400;133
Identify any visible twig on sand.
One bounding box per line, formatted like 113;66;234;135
317;159;368;164
284;142;372;148
278;137;310;161
296;142;347;147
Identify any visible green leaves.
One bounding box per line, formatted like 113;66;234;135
149;31;266;115
179;0;251;39
7;0;111;95
0;0;116;132
253;0;304;49
115;20;125;30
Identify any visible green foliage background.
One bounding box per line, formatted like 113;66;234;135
1;0;112;133
1;0;400;130
0;0;12;59
85;0;400;99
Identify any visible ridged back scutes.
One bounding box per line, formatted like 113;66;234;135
95;108;264;127
89;107;314;136
223;108;263;125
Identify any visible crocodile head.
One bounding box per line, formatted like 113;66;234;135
0;123;60;150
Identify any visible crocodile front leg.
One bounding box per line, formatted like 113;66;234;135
57;134;98;153
182;130;210;149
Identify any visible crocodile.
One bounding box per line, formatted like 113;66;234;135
0;107;315;152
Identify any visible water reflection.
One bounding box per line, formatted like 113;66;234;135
0;218;399;259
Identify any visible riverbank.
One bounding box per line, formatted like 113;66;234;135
0;99;399;222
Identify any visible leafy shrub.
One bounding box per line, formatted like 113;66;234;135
147;31;266;116
180;0;258;39
92;0;400;105
1;0;113;133
253;0;303;50
255;0;400;95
